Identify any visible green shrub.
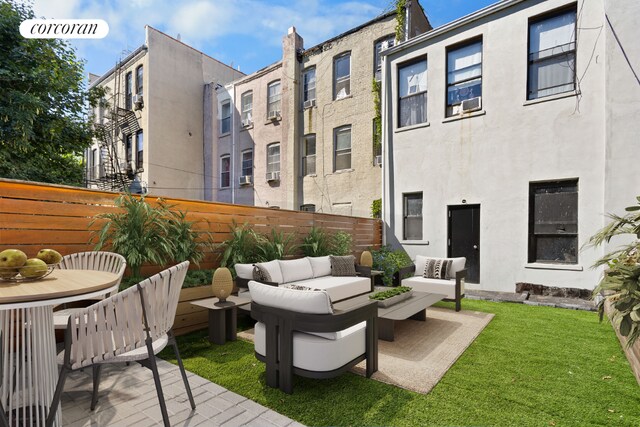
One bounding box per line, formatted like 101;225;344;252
371;245;413;286
369;286;412;300
331;231;352;256
301;227;332;257
255;228;297;262
371;198;381;219
219;221;259;276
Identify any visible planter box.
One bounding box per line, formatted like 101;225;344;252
174;285;214;336
376;290;413;307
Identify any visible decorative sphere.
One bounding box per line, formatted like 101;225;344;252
212;267;233;302
360;251;373;267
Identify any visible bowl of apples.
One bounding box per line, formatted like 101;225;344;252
0;249;62;283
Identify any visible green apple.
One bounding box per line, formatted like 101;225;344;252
0;249;27;278
19;258;48;278
37;249;63;265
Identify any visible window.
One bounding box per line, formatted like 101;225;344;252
125;71;133;110
301;134;316;176
89;148;98;180
528;8;576;100
267;143;280;173
267;81;281;117
241;91;252;125
300;204;316;212
374;35;395;80
135;130;143;170
303;68;316;104
220;101;231;134
135;65;143;96
529;180;578;264
398;59;428;127
220;155;230;188
403;193;423;240
334;53;351;99
446;40;482;116
124;134;133;163
241;150;253;178
334;126;351;171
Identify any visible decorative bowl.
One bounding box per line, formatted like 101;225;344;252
0;264;58;283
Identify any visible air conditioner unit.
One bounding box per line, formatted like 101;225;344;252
267;110;281;120
303;99;316;109
380;41;390;51
266;171;280;182
132;94;144;110
239;175;252;186
241;119;252;127
461;96;481;113
374;155;383;166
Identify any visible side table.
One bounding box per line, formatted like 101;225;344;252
191;295;251;344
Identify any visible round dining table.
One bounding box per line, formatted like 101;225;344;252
0;269;120;427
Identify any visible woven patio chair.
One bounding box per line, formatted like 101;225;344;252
53;251;127;329
0;332;7;427
45;261;195;427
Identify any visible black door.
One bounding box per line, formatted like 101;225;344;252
448;205;480;283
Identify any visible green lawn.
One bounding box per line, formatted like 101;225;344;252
161;300;640;426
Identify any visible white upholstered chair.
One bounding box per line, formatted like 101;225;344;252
249;280;378;394
45;262;194;427
53;251;127;329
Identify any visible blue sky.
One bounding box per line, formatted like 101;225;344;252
32;0;497;78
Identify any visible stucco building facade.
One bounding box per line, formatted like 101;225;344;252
381;0;640;292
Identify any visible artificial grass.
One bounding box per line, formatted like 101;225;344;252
161;300;640;426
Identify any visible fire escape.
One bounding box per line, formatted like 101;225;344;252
85;56;143;192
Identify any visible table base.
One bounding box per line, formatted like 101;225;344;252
1;307;60;427
208;307;238;345
378;309;427;342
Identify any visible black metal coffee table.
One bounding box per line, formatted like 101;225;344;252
335;289;446;341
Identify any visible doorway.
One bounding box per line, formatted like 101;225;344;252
448;204;480;284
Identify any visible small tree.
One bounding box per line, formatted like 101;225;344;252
587;196;640;347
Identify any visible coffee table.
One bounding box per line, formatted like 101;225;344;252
335;289;446;341
191;295;251;344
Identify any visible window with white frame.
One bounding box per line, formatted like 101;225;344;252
241;149;253;178
301;134;316;176
220;101;231;134
241;91;252;125
135;130;143;170
267;143;280;173
125;71;133;110
267;81;281;117
374;35;395;80
403;192;423;240
220;155;230;188
446;40;482;116
334;53;351;99
528;8;576;100
334;126;351;171
136;65;143;96
303;68;316;104
398;59;428;127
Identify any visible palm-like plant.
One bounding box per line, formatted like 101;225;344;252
255;228;297;262
301;226;332;257
166;209;205;266
219;221;259;273
587;196;640;347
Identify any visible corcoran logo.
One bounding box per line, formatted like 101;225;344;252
19;19;109;39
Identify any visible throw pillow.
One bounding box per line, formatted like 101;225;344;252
329;255;357;277
423;258;452;279
282;284;323;291
253;265;272;283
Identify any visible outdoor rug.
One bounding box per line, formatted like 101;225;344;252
238;307;494;394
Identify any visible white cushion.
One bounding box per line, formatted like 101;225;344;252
414;255;466;279
287;276;370;302
278;258;314;283
307;256;332;278
234;263;254;279
401;276;461;299
254;260;284;284
249;280;333;314
254;321;366;372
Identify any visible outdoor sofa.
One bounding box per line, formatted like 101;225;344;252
234;256;372;302
399;255;467;311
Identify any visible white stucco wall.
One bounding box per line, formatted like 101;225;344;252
383;0;618;292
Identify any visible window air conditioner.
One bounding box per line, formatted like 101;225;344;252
241;119;252;127
267;110;280;120
266;171;280;182
239;175;252;186
303;99;316;109
460;96;481;113
374;155;383;166
132;94;144;110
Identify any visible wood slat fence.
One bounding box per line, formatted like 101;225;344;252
0;179;382;335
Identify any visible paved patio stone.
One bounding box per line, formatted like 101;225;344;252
59;359;303;426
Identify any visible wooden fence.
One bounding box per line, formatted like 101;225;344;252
0;179;382;335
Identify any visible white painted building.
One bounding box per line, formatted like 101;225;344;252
381;0;640;292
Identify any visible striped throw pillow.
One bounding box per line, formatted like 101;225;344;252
423;258;452;279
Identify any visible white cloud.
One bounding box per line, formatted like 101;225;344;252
32;0;82;18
